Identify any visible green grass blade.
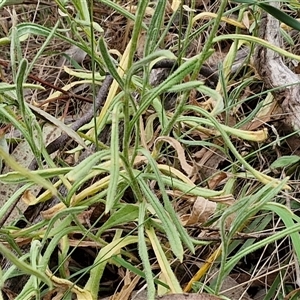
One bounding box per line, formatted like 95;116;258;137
138;201;156;299
137;176;184;260
147;226;182;293
84;236;138;299
105;101;122;212
139;148;194;253
0;242;52;288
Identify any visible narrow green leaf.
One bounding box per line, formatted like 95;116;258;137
85;236;138;298
144;174;223;198
138;177;184;260
130;53;210;127
265;203;300;263
113;256;169;289
0;168;71;183
138;202;156;299
98;204;139;236
144;0;167;56
259;3;300;31
147;227;182;293
230;0;255;3
126;0;149;68
28;104;87;150
0;83;44;92
73;0;90;22
16;58;27;112
0;242;52;288
139;148;194;253
66;152;105;182
106;102;122;213
270;155;300;169
26;21;60;78
224;221;300;273
0;147;56;195
213;34;300;62
95;0;148;30
98;38;124;88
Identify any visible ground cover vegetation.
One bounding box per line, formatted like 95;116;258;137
1;0;300;299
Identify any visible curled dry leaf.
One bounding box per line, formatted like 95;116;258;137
180;195;235;228
45;268;92;300
155;136;194;177
181;197;216;226
171;0;181;11
20;190;37;206
207;171;227;189
194;148;227;181
68;239;99;248
41;202;66;219
112;272;140;300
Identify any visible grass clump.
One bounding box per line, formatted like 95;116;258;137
0;1;300;299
